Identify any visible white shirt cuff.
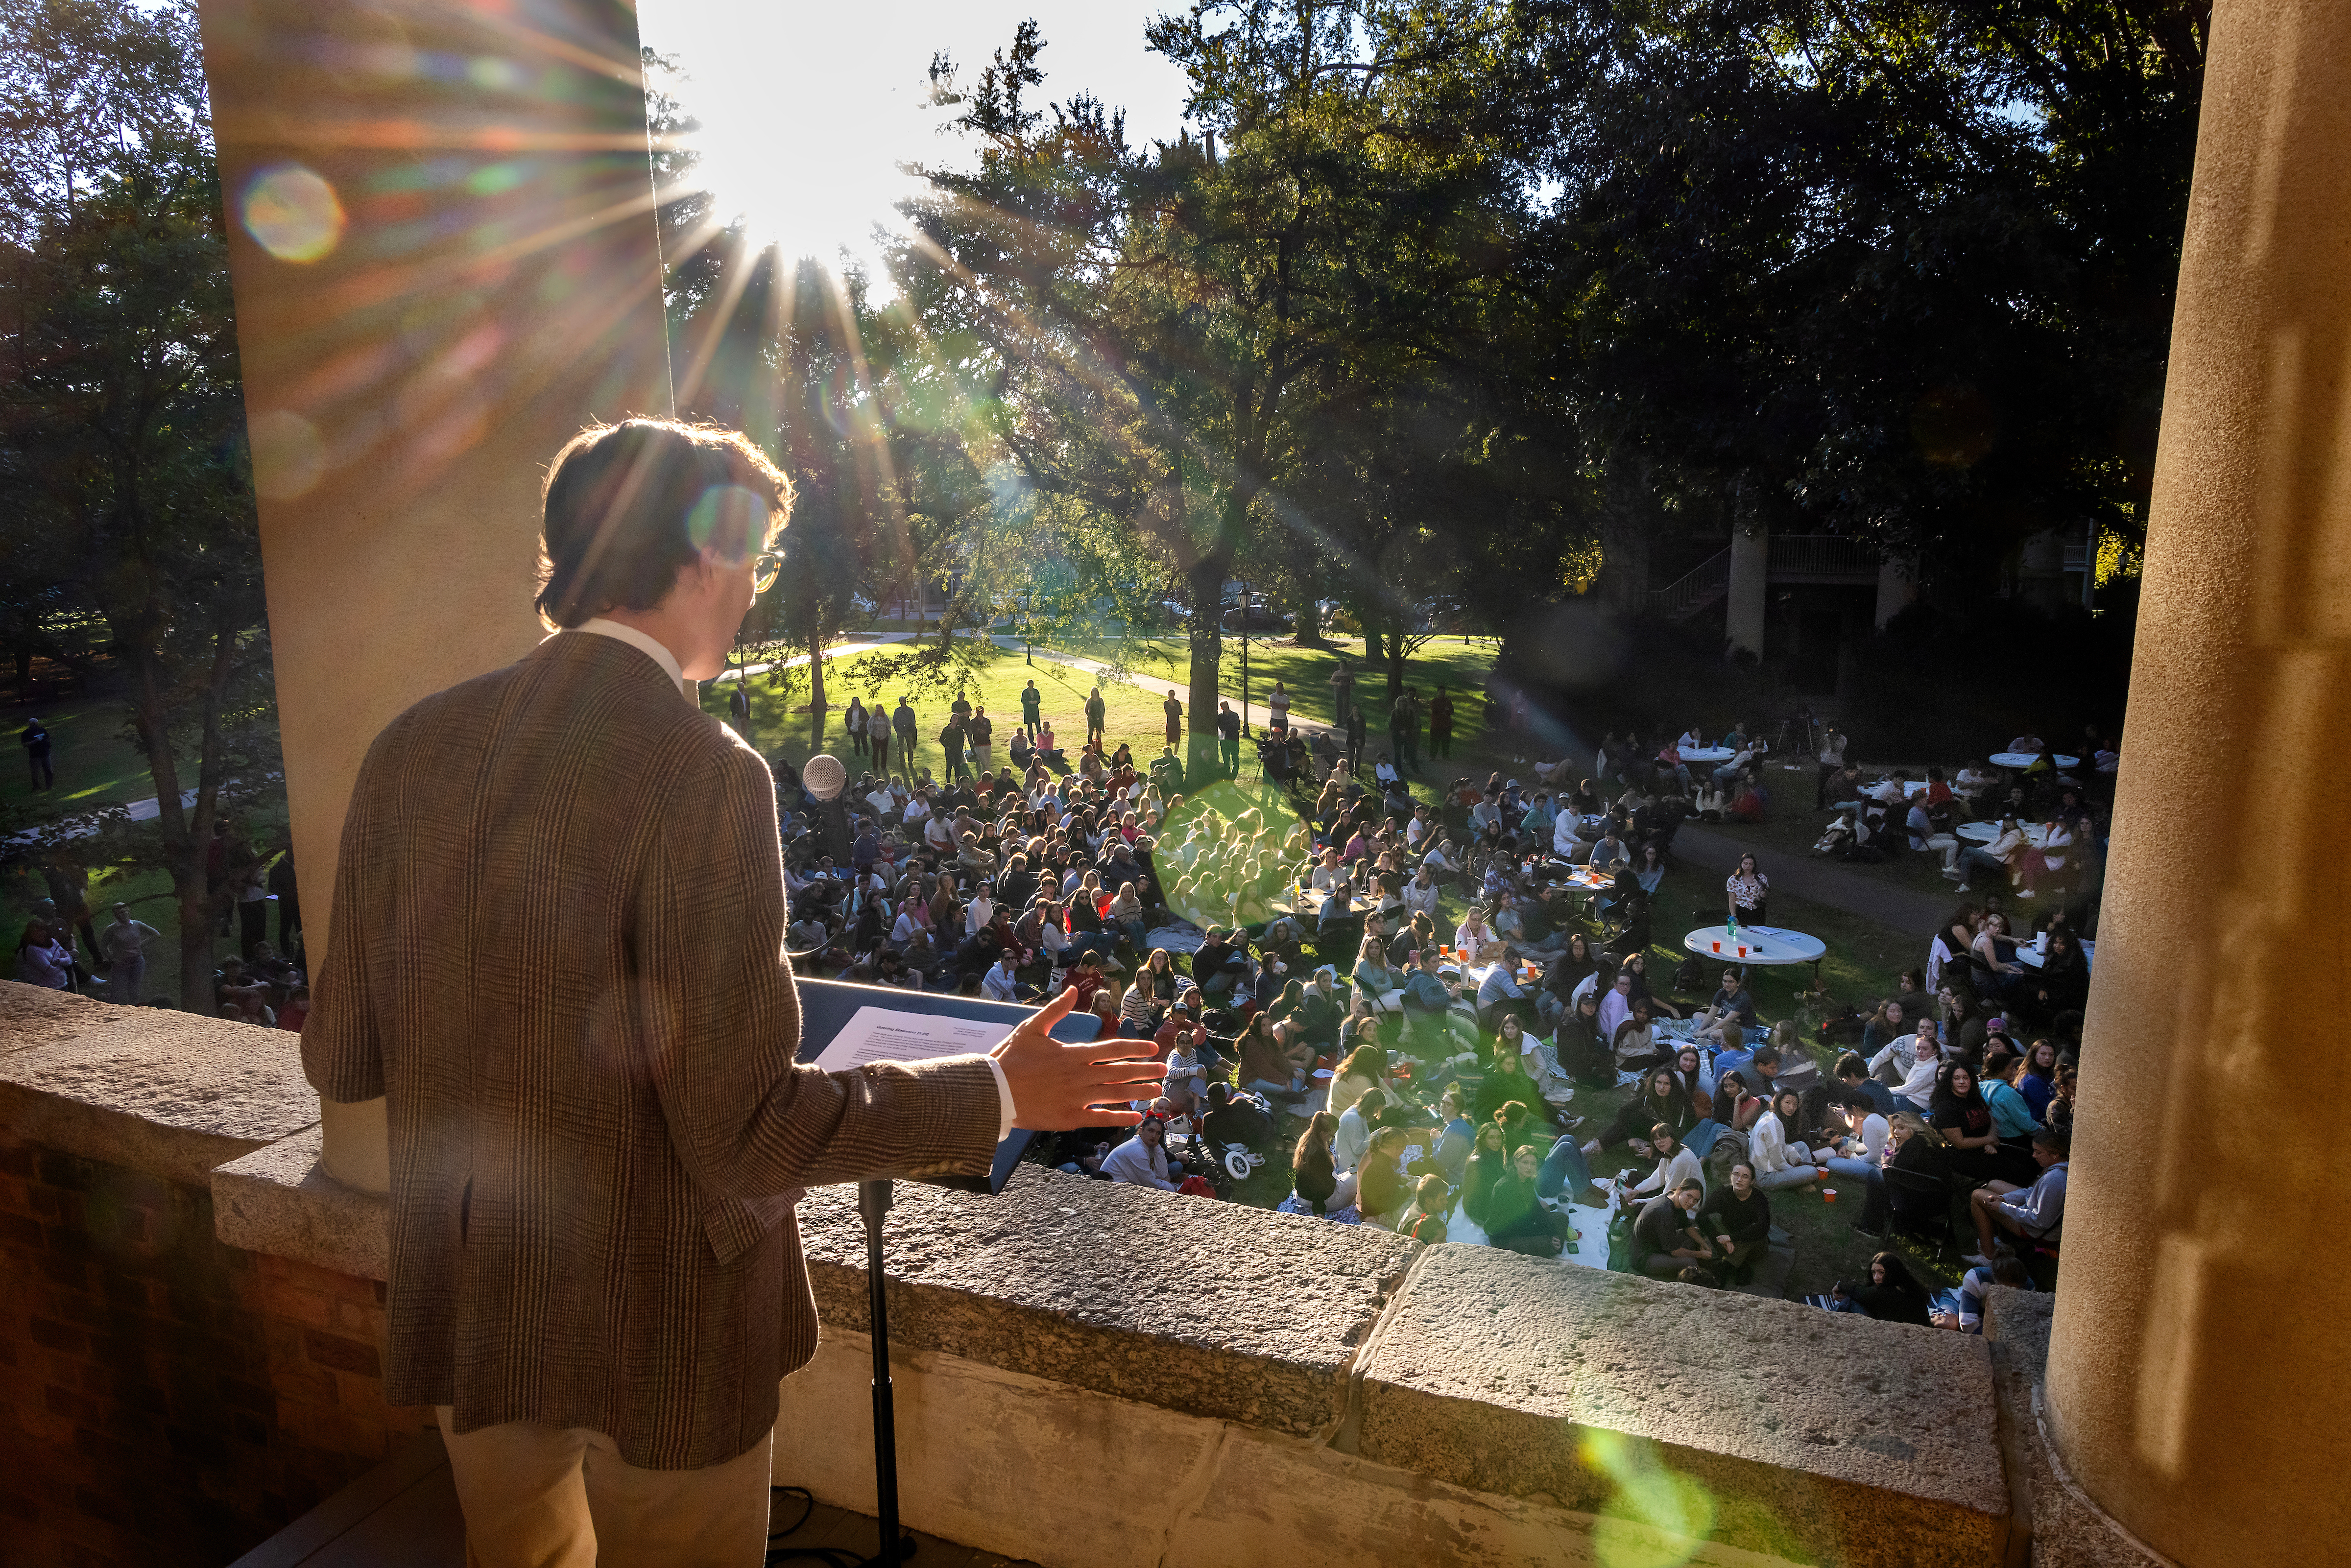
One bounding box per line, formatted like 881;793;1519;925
983;1055;1017;1141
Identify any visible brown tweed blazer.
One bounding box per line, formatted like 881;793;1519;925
305;631;1000;1469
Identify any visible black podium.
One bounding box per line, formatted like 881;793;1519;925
783;979;1102;1565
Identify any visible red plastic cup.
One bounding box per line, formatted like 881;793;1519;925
1710;939;1722;953
1736;945;1749;958
1822;1188;1838;1203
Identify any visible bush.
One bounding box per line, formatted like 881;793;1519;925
1489;589;2135;763
1489;601;1792;753
1842;598;2132;760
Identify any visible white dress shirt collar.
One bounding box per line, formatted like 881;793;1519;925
569;618;687;696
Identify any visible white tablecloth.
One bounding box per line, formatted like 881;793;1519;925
1955;821;2050;846
1681;925;1826;966
1679;747;1737;763
1990;752;2081;770
2016;940;2095;971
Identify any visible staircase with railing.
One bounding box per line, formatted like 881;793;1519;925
1643;534;1887;621
1643;546;1732;621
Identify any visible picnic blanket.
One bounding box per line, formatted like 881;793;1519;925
1144;923;1207;955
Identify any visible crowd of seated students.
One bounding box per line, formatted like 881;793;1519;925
1807;728;2113;936
765;704;2083;1317
1803;895;2087;1285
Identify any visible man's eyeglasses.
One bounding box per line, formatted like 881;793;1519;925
751;552;784;594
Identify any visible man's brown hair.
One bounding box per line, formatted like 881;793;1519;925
535;418;792;629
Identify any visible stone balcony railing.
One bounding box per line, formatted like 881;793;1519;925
0;981;2154;1568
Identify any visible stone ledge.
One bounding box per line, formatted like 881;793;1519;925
214;1124;391;1283
796;1167;1419;1436
1356;1245;2012;1568
780;1329;1826;1568
0;979;318;1186
1981;1288;2168;1568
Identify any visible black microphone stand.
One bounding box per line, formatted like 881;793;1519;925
858;1177;913;1565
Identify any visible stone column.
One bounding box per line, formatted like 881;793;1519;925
2013;528;2068;610
195;0;674;1188
1872;555;1916;628
1724;526;1768;658
2045;3;2351;1562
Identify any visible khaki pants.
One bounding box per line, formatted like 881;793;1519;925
436;1408;773;1568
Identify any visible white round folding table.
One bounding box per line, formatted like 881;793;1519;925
1683;924;1828;980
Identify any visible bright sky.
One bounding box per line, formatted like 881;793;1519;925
635;1;1194;278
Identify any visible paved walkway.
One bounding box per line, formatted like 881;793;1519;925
1671;824;1955;939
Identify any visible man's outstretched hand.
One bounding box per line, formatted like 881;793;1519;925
992;987;1164;1129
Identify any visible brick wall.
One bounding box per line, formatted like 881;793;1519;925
0;1131;426;1568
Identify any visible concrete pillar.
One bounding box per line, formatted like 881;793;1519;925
1724;526;1768;658
2045;3;2351;1562
1872;555;1917;628
2015;527;2068;610
196;0;673;1189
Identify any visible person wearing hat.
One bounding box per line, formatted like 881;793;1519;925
1152;994;1200;1056
1398;947;1459;1062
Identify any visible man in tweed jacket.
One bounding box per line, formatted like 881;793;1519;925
305;420;1153;1566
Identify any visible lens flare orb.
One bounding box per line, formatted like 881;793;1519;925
241;163;347;263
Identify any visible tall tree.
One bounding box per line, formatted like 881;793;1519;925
0;0;273;1008
898;3;1522;774
1508;0;2206;587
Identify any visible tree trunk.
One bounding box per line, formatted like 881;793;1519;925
1293;596;1322;646
125;632;224;1010
1386;629;1406;699
1364;625;1385;664
175;872;214;1017
808;627;827;753
1184;558;1225;780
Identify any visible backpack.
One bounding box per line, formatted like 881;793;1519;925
1701;1127;1751;1193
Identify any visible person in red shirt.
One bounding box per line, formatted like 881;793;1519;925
277;985;311;1032
1923;766;1957;815
1153;998;1201;1056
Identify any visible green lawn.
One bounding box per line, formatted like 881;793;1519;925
1107;633;1505;732
2;690;183;815
705;634;1509;816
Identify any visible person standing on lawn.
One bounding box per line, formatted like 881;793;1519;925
1020;679;1042;741
968;705;994;775
100;903;161;1006
893;695;918;766
1163;690;1183;750
20;715;52;790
